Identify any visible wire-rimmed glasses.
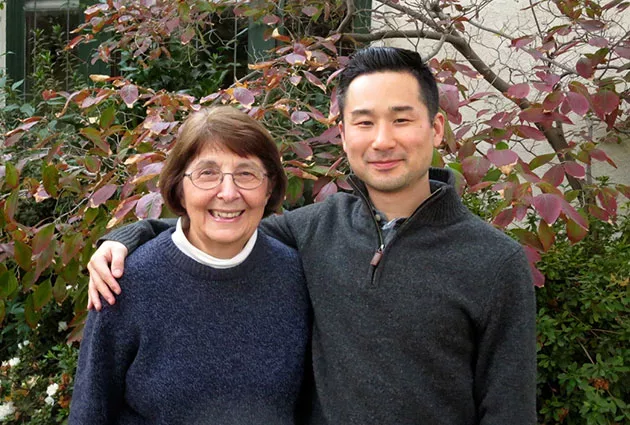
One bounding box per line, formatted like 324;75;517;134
184;167;267;190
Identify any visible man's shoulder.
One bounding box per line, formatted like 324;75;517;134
282;191;362;222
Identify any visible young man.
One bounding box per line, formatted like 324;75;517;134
87;47;536;425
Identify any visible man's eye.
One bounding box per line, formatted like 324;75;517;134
394;118;410;123
356;121;373;126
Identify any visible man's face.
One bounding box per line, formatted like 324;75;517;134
339;71;444;198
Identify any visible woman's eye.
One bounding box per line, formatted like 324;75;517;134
199;169;219;176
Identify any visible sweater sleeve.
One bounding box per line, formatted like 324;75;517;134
475;247;537;425
68;300;138;424
98;218;177;254
260;213;298;248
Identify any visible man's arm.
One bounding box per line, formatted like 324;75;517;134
87;218;176;310
260;213;299;249
475;247;537;425
68;304;136;424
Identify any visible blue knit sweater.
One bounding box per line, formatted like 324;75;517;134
69;229;311;425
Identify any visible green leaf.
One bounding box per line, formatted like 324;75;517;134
529;153;557;171
24;294;41;328
53;276;68;303
4;189;19;220
34;240;56;278
4;162;19;189
0;271;18;299
80;127;112;155
286;176;304;205
33;279;53;311
62;232;84;266
0;300;5;326
32;223;55;256
14;240;33;271
42;164;60;197
100;104;116;129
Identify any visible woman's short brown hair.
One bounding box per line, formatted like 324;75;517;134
160;106;286;217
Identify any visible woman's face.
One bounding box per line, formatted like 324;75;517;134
181;144;270;259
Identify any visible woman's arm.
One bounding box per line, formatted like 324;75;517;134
68;303;137;424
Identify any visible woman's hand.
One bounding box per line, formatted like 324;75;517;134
87;241;128;310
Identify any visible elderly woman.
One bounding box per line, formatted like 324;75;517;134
69;107;311;424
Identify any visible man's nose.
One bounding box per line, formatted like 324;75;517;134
371;123;396;150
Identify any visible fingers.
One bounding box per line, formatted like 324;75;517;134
86;241;128;308
110;244;128;281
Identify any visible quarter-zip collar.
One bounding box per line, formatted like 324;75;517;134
348;167;469;229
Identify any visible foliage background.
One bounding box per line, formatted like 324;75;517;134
0;0;629;423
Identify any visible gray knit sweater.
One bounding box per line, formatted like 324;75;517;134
71;229;311;425
103;168;536;425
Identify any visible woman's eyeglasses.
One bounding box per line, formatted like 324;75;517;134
184;168;267;190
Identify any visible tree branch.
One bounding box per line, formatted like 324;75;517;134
334;0;355;35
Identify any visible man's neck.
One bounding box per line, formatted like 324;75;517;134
367;182;432;220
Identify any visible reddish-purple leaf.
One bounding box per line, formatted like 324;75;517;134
487;148;518;167
543;91;564;111
180;26;195;44
462;156;491;186
262;14;280;25
314;181;337;202
560;199;588;230
589;148;617;167
120;84;139;108
302;6;319;16
132;162;164;184
135;192;163;220
285;53;307;65
289;75;302;86
511;36;534;49
563;161;586;178
542;164;565;187
597;188;618;216
291;141;313;159
588;204;610;222
530;264;545;287
106;195;141;228
523;245;541;264
516;125;546;141
89;184;117;208
519;107;547;123
615;46;630;59
303;71;326;92
578;19;605;32
576;57;594;78
493;208;515;228
566;92;589;115
32;223;55;256
589;37;609;48
616;184;630;200
592;91;619;118
233;87;255;108
291;111;310;125
533;193;562;224
507;83;530;98
566;219;588;244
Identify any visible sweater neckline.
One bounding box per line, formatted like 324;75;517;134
155;228;266;281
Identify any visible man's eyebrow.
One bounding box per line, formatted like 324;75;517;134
349;108;374;117
390;105;415;113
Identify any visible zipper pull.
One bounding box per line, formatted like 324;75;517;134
370;245;384;266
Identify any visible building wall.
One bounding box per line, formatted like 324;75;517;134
1;4;6;74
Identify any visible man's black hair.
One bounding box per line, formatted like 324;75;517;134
337;47;439;121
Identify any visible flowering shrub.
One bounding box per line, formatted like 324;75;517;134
0;338;76;424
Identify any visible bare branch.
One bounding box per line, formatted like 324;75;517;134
334;0;355;35
375;0;440;31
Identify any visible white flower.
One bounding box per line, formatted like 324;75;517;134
65;285;72;291
46;383;59;396
58;321;68;332
45;396;55;406
18;340;29;350
0;401;16;420
8;358;20;367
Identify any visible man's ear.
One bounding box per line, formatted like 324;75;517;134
339;121;347;152
432;112;445;148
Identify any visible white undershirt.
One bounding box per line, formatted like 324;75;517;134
171;218;257;269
